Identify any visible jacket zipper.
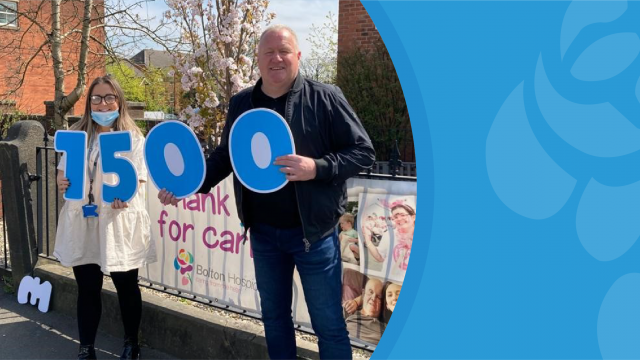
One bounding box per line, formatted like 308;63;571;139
284;88;310;252
241;93;254;245
293;183;310;252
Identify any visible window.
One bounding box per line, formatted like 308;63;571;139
0;1;17;27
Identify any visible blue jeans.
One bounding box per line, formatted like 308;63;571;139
250;223;352;360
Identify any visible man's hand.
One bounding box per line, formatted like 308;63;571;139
343;299;359;315
158;188;179;206
274;155;317;181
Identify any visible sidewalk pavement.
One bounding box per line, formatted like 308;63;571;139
0;288;174;359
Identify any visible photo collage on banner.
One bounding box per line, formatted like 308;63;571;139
340;178;417;346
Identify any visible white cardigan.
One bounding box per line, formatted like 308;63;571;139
54;132;157;273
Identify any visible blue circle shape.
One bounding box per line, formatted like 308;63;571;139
144;121;206;198
367;0;640;359
229;109;295;193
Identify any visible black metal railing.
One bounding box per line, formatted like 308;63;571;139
361;139;417;179
35;141;59;259
0;131;9;271
1;181;9;270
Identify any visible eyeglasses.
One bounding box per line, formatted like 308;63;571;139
90;94;117;105
392;213;410;221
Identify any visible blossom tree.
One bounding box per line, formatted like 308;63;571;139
299;11;337;84
163;0;275;146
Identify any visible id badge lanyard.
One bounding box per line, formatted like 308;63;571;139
82;136;99;218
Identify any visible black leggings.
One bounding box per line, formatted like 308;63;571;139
73;264;142;346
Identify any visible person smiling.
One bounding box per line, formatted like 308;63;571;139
158;24;375;359
343;278;386;345
361;201;416;280
55;75;156;360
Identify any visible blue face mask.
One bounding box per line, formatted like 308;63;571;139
91;110;119;127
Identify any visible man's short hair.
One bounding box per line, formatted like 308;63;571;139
259;24;300;51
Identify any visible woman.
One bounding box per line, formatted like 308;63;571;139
55;76;156;360
381;282;402;324
361;201;415;279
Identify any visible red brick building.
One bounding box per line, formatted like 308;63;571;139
0;0;106;116
337;0;381;61
337;0;415;163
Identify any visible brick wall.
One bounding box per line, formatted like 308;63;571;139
337;0;415;163
0;0;106;115
337;0;381;61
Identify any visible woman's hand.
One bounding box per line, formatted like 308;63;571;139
158;188;179;206
361;225;385;262
111;198;129;209
361;225;373;245
56;170;70;194
349;243;360;259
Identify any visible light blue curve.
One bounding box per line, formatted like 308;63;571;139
487;82;576;220
598;273;640;359
535;55;640;157
635;76;640;104
576;178;640;261
560;0;627;60
571;33;640;81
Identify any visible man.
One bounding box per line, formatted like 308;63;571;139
159;24;375;359
344;278;385;345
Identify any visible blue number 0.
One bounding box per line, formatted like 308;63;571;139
229;109;295;193
144;121;205;198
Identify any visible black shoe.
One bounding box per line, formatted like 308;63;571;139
78;345;97;360
120;339;140;360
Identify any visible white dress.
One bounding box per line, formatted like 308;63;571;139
53;132;157;273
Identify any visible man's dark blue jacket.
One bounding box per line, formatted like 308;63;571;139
198;75;376;244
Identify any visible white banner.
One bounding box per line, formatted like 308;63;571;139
140;175;417;346
140;176;312;327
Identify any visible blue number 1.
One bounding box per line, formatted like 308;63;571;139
54;131;87;201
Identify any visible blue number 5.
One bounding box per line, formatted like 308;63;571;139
99;131;138;203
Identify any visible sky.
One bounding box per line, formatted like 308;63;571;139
125;0;338;58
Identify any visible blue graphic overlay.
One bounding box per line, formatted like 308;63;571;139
144;121;205;198
54;130;87;201
364;0;640;358
229;109;295;193
99;131;138;203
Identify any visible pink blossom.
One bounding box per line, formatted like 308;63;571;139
166;0;273;137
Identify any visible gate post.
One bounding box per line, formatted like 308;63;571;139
0;121;45;286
